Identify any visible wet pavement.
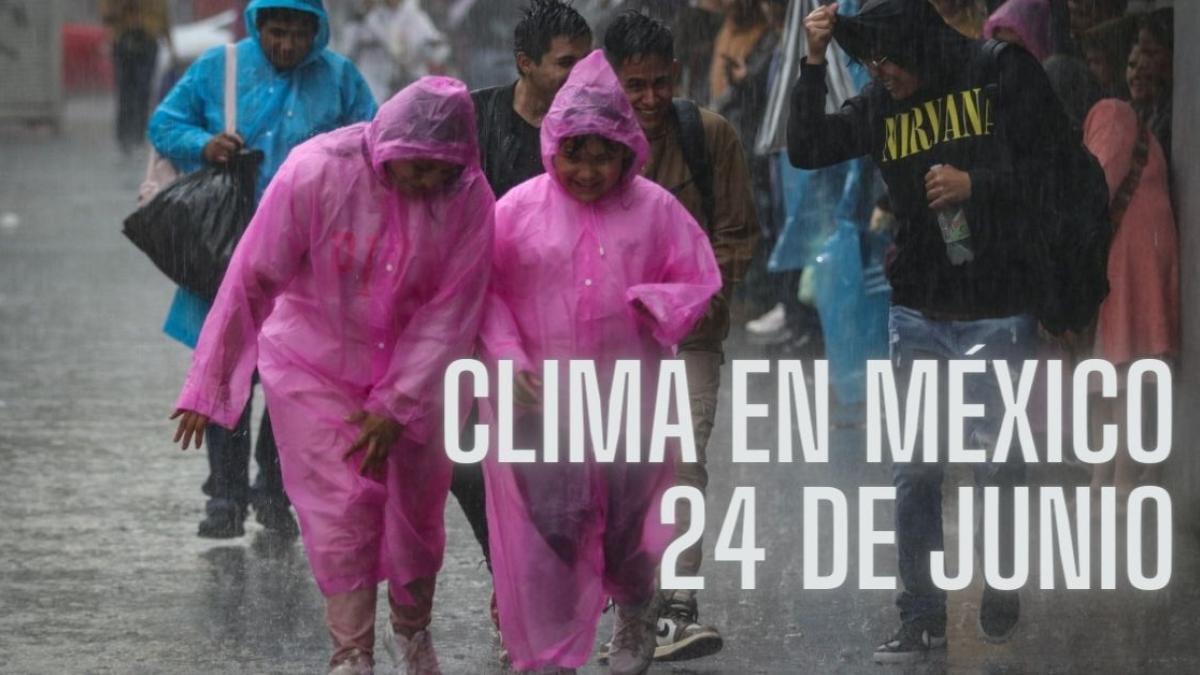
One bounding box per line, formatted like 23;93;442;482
2;98;1200;674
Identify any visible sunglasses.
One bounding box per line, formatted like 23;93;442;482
868;54;892;69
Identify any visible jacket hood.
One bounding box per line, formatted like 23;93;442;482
983;0;1051;62
540;50;650;189
366;76;481;180
245;0;330;67
833;0;975;87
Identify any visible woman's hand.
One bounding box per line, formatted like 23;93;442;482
171;409;210;450
343;411;404;477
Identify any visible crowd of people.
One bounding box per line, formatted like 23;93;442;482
96;0;1182;672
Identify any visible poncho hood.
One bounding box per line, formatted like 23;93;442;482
540;50;650;192
245;0;331;69
365;76;482;182
833;0;976;87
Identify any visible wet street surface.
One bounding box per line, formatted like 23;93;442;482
3;98;1200;674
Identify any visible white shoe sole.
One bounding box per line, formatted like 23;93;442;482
871;637;946;664
653;631;723;661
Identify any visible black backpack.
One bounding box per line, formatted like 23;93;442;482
672;99;716;227
979;39;1113;336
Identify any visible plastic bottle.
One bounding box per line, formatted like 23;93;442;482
931;164;974;265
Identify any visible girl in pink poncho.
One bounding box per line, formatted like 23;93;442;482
479;50;721;674
170;76;494;675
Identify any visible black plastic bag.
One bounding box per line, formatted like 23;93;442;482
122;149;264;301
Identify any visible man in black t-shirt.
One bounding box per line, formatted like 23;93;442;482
471;0;592;198
451;1;592;603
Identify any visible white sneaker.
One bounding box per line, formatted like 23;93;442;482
387;627;442;675
607;602;655;675
745;303;787;334
329;648;374;675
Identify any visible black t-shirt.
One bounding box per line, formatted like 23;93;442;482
472;83;545;199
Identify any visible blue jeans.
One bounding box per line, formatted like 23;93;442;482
888;305;1037;629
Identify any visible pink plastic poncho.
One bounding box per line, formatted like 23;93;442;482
176;76;494;599
478;50;722;670
982;0;1052;62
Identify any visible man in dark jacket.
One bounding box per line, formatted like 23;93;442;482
789;0;1074;663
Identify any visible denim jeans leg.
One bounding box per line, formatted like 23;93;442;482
955;314;1037;584
894;460;949;629
887;305;955;630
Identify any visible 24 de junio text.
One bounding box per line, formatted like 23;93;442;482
442;358;1174;593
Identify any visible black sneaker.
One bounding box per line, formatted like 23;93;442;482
653;599;723;662
197;502;246;539
873;622;947;664
254;500;299;537
979;587;1019;643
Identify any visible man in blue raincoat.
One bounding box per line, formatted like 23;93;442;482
148;0;376;540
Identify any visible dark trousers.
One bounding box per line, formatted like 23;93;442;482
449;412;491;568
112;30;158;152
202;395;287;512
888;306;1036;629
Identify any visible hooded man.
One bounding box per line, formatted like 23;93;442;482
788;0;1081;663
149;0;376;540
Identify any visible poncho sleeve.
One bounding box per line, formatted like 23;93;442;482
363;187;495;443
148;50;218;168
626;195;723;348
174;160;312;427
478;201;534;374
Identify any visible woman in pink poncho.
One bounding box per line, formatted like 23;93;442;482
478;50;721;674
170;76;494;675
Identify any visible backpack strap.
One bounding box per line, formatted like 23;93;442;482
977;39;1013;168
672;98;715;227
224;43;237;135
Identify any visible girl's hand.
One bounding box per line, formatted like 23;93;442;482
343;411;404;477
171;409;210;450
514;371;542;409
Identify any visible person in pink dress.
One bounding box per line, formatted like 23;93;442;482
170;76;495;675
478;49;721;675
1084;47;1179;502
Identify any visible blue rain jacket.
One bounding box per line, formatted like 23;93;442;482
150;0;377;348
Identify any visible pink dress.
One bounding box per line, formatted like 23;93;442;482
175;77;495;599
479;50;722;670
1084;99;1179;365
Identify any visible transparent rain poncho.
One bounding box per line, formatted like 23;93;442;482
175;76;494;599
478;50;721;670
